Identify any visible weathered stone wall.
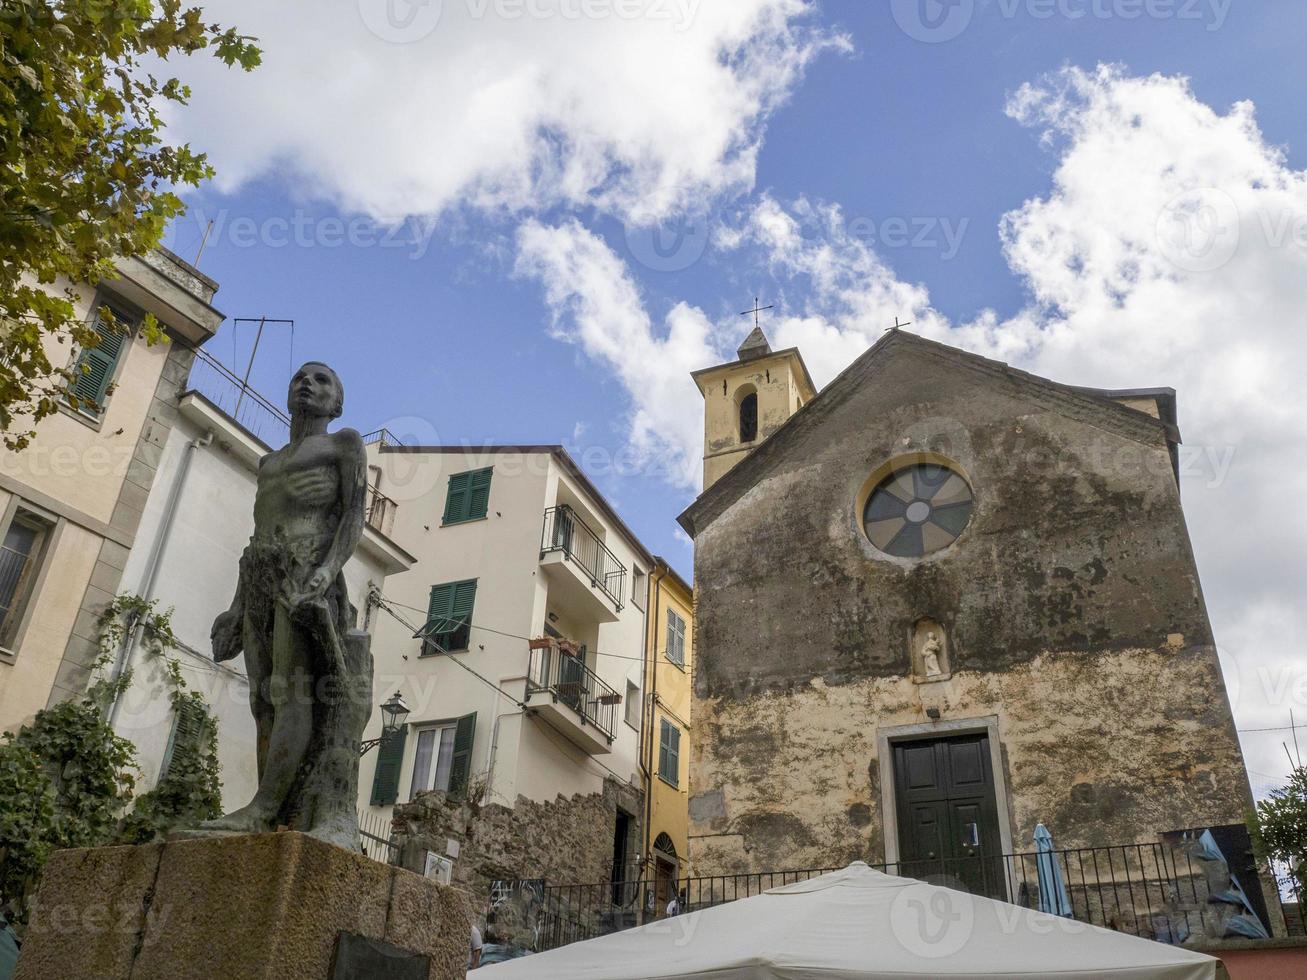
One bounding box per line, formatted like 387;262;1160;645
392;776;643;905
687;338;1253;875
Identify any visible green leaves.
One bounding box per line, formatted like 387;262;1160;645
0;0;260;448
1248;765;1307;898
0;593;224;927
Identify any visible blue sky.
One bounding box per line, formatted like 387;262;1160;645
162;1;1307;787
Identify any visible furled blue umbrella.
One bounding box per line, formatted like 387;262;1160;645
1034;823;1074;917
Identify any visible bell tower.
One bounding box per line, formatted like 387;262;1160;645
692;327;816;491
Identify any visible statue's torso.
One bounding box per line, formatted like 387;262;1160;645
252;434;343;553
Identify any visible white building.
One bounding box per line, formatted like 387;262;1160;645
359;441;655;877
109;356;414;809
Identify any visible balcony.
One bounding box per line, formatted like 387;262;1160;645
539;506;626;624
365;482;397;537
525;640;619;755
182;343;291;448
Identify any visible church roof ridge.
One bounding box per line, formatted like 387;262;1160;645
677;329;1177;539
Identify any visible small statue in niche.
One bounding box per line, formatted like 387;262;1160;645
921;631;943;677
911;618;950;682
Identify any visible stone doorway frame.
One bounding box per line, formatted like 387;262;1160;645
876;715;1016;900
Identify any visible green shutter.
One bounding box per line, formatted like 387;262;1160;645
425;579;476;652
658;719;680;786
467;468;492;520
442;471;470;523
448;712;477;798
70;310;130;415
444;468;492;523
161;699;207;780
370;725;408;806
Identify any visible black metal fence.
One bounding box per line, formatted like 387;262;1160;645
524;843;1284;953
358;809;400;866
526;642;619;742
540;505;626;610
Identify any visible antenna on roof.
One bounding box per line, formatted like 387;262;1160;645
886;317;911;333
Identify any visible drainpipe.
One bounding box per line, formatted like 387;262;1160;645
108;430;213;729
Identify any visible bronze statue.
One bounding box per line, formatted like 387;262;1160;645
201;362;373;850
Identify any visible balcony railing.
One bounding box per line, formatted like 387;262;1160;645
540;506;626;611
526;641;619;743
362;428;412;449
182;343;291;448
365;482;397;537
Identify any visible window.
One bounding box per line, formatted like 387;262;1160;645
738;391;758;442
68;300;136;418
442;467;492;525
0;508;54;651
408;713;476;800
665;608;686;667
658;719;680;787
631;566;647;611
409;723;456;799
422;579;477;653
625;680;641;730
863;462;974;558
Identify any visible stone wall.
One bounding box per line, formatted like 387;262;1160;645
392;776;643;908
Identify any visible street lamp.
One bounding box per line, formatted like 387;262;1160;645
359;691;411;755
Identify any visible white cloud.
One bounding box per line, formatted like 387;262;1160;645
518;65;1307;786
514;217;718;486
167;0;845;225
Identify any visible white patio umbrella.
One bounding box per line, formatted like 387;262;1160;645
479;862;1224;979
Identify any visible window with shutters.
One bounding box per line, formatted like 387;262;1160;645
665;608;686;668
68;299;137;419
0;506;54;655
160;699;208;780
421;579;477;653
658;718;680;788
442;467;493;525
409;712;476;800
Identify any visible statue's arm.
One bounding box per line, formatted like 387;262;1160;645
310;429;367;592
212;567;247;662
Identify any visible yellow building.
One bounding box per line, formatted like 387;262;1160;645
640;557;693;909
0;248;222;732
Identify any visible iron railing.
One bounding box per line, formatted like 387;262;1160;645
365;482;397;537
540;506;626;611
182;343;291;447
521;843;1282;953
362;427;411;449
526;642;619;742
358;809;400;866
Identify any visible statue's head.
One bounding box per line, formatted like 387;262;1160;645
288;361;344;420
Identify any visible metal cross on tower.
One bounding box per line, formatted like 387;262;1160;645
740;297;774;328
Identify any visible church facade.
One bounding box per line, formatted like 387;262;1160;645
679;329;1255;902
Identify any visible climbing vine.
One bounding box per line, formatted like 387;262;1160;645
0;594;223;926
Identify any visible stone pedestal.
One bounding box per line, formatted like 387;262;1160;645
14;832;471;980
